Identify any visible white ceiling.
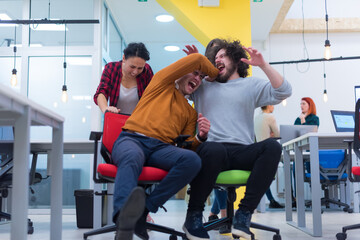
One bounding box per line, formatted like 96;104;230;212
106;0;360;71
106;0;285;72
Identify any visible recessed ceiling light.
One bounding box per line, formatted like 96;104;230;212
164;45;180;52
156;14;174;23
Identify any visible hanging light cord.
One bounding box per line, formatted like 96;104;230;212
296;0;310;73
13;26;17;70
325;0;329;41
48;0;51;19
323;63;326;89
63;23;67;87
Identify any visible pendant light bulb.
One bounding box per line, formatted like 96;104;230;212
324;40;331;60
282;99;287;107
11;69;17;87
323;89;328;103
61;85;68;103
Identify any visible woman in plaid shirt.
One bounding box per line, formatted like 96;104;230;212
94;42;154;114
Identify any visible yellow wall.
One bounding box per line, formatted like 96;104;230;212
156;0;252;48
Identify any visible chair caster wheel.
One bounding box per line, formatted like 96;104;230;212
336;232;347;240
169;234;177;240
27;226;34;234
273;234;281;240
346;208;353;213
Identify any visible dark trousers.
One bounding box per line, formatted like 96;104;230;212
188;138;282;213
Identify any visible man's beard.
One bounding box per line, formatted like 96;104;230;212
215;64;236;83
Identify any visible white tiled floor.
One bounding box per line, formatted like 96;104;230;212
1;200;360;239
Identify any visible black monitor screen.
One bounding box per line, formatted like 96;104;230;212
330;110;355;132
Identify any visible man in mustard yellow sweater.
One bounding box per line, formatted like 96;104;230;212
112;53;218;240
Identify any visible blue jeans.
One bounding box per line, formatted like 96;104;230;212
111;131;202;220
210;189;227;214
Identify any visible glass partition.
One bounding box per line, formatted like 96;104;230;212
29;0;94;46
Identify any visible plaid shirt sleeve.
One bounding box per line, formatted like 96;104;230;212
94;62;121;106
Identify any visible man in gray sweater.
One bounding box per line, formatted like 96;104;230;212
183;40;292;240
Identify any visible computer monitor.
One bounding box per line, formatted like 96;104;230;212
279;125;318;144
330;110;355;132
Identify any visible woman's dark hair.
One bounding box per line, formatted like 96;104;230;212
205;38;224;58
261;106;269;111
123;42;150;61
211;39;249;78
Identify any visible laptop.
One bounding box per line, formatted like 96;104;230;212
330;110;355;132
280;125;318;144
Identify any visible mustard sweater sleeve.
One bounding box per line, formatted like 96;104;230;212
123;53;218;145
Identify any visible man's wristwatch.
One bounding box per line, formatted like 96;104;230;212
196;133;207;142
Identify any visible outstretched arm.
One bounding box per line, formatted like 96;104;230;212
241;46;284;89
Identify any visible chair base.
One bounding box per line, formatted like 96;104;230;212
83;222;187;240
204;186;281;240
336;223;360;240
305;197;353;213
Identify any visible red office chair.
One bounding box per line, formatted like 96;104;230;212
83;112;187;240
336;99;360;240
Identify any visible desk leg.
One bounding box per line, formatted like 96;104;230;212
309;136;322;237
11;107;31;240
93;141;102;228
50;123;63;240
354;182;360;213
283;149;292;221
294;143;306;228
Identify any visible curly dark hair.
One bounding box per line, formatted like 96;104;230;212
123;42;150;61
210;39;249;78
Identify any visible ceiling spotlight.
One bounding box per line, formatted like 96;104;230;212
164;45;180;52
156;14;174;23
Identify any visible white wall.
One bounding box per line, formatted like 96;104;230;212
253;32;360;133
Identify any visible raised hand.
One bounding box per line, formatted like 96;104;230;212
240;46;266;68
183;45;199;55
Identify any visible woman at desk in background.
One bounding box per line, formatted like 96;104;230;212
294;97;320;127
292;97;319;207
93;42;155;223
93;42;154;114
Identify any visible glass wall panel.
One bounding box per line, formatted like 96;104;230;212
0;0;22;47
28;56;93;208
29;0;94;46
28;56;92;141
29;154;91;208
109;15;122;61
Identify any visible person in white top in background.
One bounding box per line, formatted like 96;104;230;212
254;105;283;209
254;105;279;140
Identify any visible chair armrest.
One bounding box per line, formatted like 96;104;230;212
89;131;103;141
173;135;193;149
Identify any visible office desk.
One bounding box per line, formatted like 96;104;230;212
282;132;353;237
31;140;94;154
0;84;64;240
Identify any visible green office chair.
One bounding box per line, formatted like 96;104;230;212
203;170;281;240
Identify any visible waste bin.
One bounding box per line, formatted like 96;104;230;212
74;189;94;228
